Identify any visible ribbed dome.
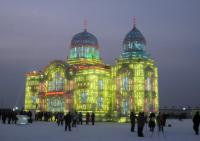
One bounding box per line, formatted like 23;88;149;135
71;30;99;48
121;26;149;59
69;29;100;60
123;26;146;52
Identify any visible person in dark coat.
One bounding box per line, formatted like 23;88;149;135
60;112;64;126
156;112;164;132
91;112;95;125
8;111;12;124
72;112;77;127
137;112;146;137
57;112;62;126
86;112;90;125
12;111;17;124
79;112;83;125
2;111;6;124
193;111;200;135
148;112;156;132
28;111;32;123
14;111;17;124
64;112;72;131
130;111;136;132
162;113;167;127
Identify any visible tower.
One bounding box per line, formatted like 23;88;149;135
112;22;159;117
67;27;111;120
24;71;41;111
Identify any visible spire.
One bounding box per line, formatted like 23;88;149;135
133;16;136;28
83;19;87;31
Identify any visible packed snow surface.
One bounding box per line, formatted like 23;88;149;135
0;119;199;141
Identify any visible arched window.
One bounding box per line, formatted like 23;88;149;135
55;72;64;91
99;80;103;90
60;98;63;111
123;77;128;90
49;81;53;92
122;99;128;115
81;92;87;104
31;95;36;104
48;98;52;111
146;77;151;91
98;96;103;110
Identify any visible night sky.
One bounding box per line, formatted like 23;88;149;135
0;0;200;109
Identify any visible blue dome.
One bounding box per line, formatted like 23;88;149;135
123;26;146;51
69;30;100;60
121;26;149;59
71;30;99;48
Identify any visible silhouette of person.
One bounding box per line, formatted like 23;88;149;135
79;112;83;125
193;111;200;135
64;112;72;131
72;111;77;127
149;112;156;132
156;112;164;132
86;112;90;125
137;112;146;137
130;111;136;132
91;112;95;125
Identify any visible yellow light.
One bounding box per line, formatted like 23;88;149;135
118;117;127;123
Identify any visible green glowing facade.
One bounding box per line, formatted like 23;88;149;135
25;24;159;120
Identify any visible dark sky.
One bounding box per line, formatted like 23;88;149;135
0;0;200;109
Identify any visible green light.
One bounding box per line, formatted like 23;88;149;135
69;47;100;60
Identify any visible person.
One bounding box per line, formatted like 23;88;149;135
64;112;72;131
193;111;200;135
28;111;32;123
72;111;77;127
60;112;64;126
78;112;83;125
8;111;12;124
2;111;6;124
86;112;90;125
162;113;167;127
91;112;95;125
130;111;136;132
156;112;164;132
12;110;17;124
137;112;146;137
148;113;156;132
56;112;60;126
57;112;62;126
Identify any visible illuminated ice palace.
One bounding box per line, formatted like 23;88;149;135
25;23;159;121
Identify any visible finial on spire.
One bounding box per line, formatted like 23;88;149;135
133;16;136;28
83;19;87;31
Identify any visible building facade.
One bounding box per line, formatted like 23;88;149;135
24;23;159;121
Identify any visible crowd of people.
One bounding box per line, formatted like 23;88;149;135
56;111;96;131
0;109;17;124
130;112;166;137
0;109;33;124
0;109;97;132
130;111;172;137
1;109;199;136
129;111;200;137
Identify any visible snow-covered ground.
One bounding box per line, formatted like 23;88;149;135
0;119;199;141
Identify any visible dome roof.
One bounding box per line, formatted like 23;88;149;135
123;26;146;47
71;30;99;48
121;26;149;59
